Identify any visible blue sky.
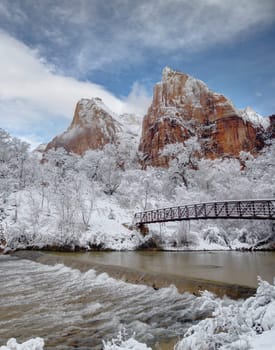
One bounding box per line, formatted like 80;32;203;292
0;0;275;148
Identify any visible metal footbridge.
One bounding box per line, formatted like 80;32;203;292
134;199;275;225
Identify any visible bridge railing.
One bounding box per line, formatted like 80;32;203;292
134;199;275;225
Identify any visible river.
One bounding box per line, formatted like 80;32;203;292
0;251;275;349
55;250;275;288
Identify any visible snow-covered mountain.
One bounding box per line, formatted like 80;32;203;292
45;97;142;156
45;98;121;155
139;67;268;167
44;67;274;168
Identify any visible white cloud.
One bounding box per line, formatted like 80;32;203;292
0;31;151;145
46;0;275;74
18;134;44;151
129;0;275;51
122;81;152;117
3;0;273;76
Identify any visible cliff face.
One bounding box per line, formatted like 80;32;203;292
202;116;264;159
46;98;122;155
139;67;266;167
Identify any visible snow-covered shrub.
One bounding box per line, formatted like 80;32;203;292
103;329;151;350
175;279;275;350
203;226;229;247
0;337;44;350
237;229;258;245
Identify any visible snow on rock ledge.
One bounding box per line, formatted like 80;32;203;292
240;106;270;129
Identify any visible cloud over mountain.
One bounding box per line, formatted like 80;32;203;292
0;31;151;147
0;0;274;146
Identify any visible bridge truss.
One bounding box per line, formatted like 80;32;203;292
134;199;275;225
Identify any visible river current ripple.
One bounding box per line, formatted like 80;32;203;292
0;255;210;349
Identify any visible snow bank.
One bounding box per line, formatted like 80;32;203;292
251;329;275;349
175;278;275;350
103;331;151;350
103;338;151;350
0;338;44;350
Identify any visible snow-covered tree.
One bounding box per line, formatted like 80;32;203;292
162;137;201;188
98;144;123;195
0;129;30;202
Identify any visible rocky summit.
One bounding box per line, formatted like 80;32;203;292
45;67;272;166
138;67;269;167
45;98;122;155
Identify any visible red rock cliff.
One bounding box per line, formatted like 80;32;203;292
45;98;122;155
139;67;266;167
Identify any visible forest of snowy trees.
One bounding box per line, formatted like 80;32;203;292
0;127;274;252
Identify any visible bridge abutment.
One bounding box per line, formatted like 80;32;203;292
135;223;149;236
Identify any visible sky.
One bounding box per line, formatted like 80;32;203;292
0;0;275;148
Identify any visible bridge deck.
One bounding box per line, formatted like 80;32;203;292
134;199;275;225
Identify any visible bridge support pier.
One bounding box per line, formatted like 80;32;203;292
135;223;149;236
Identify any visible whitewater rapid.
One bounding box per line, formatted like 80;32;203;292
0;255;211;349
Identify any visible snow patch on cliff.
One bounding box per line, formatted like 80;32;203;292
79;97;119;122
184;76;208;109
162;66;177;82
240;106;270;129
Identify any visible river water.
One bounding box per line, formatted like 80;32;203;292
0;251;275;349
71;250;275;288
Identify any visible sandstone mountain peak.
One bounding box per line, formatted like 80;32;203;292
139;67;265;167
72;97;118;126
45;67;272;165
46;97;122;155
162;66;180;81
161;66;208;91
